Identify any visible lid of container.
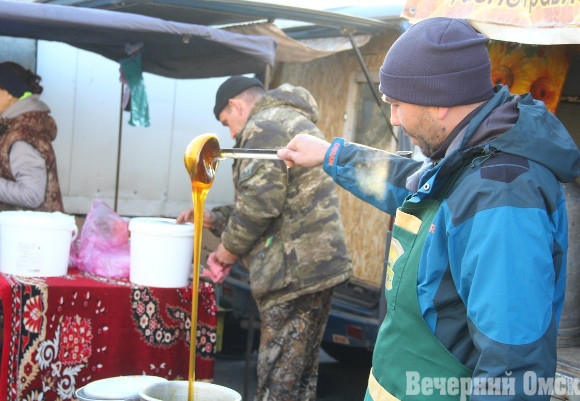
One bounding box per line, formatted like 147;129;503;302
128;217;194;236
75;387;126;401
81;375;167;400
0;211;76;229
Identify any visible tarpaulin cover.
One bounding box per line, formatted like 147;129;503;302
401;0;580;45
225;22;372;63
0;0;277;78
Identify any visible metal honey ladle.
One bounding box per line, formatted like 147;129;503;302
184;133;281;185
184;133;220;187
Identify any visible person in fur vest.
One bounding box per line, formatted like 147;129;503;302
0;61;63;212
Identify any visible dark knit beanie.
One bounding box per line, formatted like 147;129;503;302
213;75;264;120
0;63;32;99
379;17;494;107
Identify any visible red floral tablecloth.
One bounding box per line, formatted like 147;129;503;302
0;268;216;401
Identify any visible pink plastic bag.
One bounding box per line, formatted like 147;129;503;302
76;200;130;278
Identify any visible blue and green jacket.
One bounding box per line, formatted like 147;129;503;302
324;85;580;399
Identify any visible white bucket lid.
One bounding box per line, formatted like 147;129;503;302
129;217;194;236
0;211;76;230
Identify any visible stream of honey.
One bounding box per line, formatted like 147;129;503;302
184;134;221;401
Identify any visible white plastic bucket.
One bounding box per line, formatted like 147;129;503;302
0;211;78;277
129;217;194;288
140;381;241;401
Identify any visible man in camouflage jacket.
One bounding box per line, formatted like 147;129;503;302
180;76;352;401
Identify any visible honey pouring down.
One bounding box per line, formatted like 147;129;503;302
183;133;281;400
184;133;220;401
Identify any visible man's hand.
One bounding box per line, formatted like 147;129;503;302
176;208;194;224
214;243;239;266
176;208;216;228
277;134;331;168
201;251;232;283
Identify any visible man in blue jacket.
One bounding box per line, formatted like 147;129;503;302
278;17;580;401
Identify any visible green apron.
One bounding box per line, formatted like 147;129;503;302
366;177;473;401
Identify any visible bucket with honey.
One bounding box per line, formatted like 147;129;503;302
139;381;241;401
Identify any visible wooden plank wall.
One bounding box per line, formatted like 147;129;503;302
270;32;399;286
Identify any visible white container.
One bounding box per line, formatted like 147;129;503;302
76;375;167;401
129;217;194;288
0;211;78;277
140;381;241;401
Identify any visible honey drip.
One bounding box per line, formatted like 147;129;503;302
183;133;221;401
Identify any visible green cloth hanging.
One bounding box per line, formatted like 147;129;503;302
120;54;150;127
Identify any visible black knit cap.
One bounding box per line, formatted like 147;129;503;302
213;75;264;120
379;17;494;107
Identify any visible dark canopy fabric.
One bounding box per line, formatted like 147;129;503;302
0;0;277;78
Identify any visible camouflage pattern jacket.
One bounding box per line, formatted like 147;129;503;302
211;84;352;310
0;102;64;212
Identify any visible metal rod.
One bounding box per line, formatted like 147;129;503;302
343;30;398;145
218;148;281;160
114;83;123;212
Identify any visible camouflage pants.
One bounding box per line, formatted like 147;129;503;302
254;288;333;401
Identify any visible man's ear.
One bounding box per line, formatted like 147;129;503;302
437;107;450;120
228;98;243;115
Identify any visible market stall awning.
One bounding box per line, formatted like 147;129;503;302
0;0;277;79
41;0;397;38
401;0;580;45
